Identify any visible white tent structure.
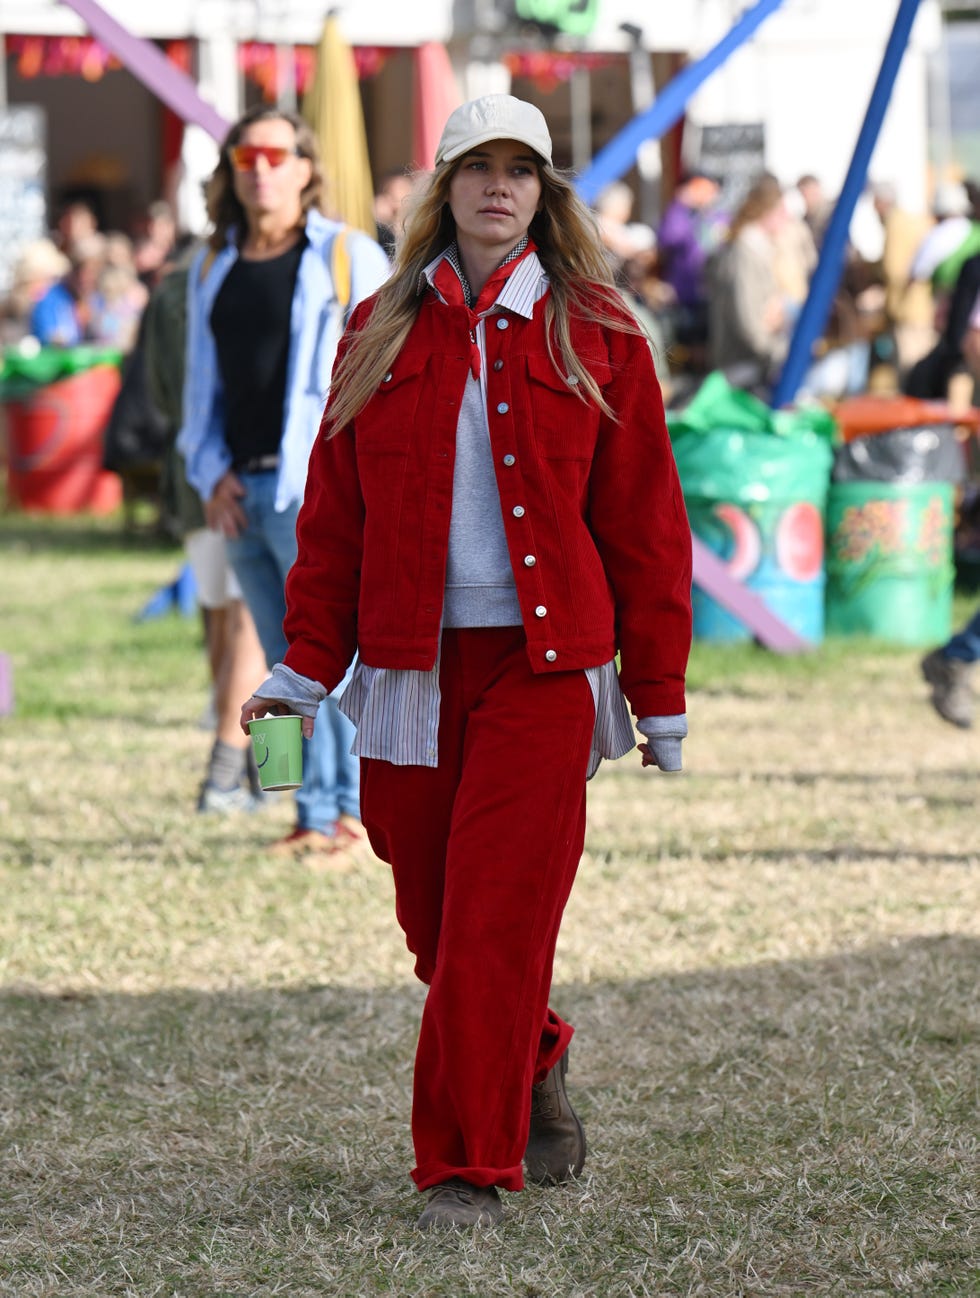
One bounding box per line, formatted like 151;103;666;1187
0;0;946;214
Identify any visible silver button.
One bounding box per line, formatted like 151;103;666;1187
567;374;579;385
382;372;393;383
523;554;536;567
545;649;557;662
497;402;509;415
496;318;509;330
502;454;516;466
493;359;503;371
512;505;525;518
534;605;547;618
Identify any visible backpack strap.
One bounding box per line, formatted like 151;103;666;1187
330;227;351;318
198;247;217;283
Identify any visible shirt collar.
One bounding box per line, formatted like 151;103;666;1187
419;241;545;319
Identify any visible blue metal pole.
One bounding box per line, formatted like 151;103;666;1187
575;0;789;205
771;0;924;407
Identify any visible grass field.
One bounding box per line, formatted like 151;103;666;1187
0;514;976;1297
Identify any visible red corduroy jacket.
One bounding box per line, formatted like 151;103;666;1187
283;288;693;720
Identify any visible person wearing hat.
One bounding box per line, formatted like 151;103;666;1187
909;181;980;296
3;239;70;342
28;233;106;347
904;180;980;399
241;94;693;1229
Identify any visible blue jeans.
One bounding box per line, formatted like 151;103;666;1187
945;606;980;664
227;470;359;832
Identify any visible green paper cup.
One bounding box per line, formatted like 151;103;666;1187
247;714;303;791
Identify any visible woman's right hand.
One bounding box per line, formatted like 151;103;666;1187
205;471;248;538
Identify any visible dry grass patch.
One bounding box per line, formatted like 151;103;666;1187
0;517;976;1295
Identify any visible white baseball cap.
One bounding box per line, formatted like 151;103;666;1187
435;94;553;168
933;181;971;219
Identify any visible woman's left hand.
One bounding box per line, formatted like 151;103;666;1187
240;695;316;739
637;741;682;773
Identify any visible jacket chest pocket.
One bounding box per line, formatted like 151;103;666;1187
524;353;608;460
355;356;428;453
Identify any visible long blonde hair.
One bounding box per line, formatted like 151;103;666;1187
325;157;640;432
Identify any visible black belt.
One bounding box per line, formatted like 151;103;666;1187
234;455;280;474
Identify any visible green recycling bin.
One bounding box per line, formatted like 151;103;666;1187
668;373;836;643
824;480;954;644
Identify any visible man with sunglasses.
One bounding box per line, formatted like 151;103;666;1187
179;105;390;859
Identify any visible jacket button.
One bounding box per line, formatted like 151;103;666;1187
567;374;579;385
534;605;547;617
496;318;509;330
545;649;557;662
493;359;504;371
496;402;509;414
502;454;515;466
382;372;393;383
523;554;536;567
512;505;525;517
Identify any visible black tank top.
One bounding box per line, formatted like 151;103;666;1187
210;236;305;466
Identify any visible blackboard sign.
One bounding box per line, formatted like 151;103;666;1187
0;106;48;296
697;121;766;212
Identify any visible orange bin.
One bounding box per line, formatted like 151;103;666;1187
832;394;980;443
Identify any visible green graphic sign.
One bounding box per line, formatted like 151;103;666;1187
514;0;599;37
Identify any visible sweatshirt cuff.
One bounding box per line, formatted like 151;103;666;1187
252;662;328;719
636;713;687;772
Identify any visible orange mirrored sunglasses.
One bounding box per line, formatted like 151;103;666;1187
228;144;298;171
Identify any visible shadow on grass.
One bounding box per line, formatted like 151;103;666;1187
589;845;975;868
1;935;976;1293
697;767;978;788
0;511;177;555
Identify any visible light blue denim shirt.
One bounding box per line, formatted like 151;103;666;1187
178;208;390;512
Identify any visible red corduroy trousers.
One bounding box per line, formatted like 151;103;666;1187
360;627;596;1192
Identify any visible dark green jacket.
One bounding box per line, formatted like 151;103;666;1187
144;256;206;535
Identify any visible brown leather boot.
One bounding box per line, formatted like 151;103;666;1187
416;1178;504;1230
921;649;974;728
524;1048;586;1184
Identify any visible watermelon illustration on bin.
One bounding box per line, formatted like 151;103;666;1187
1;344;124;514
667;376;835;644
